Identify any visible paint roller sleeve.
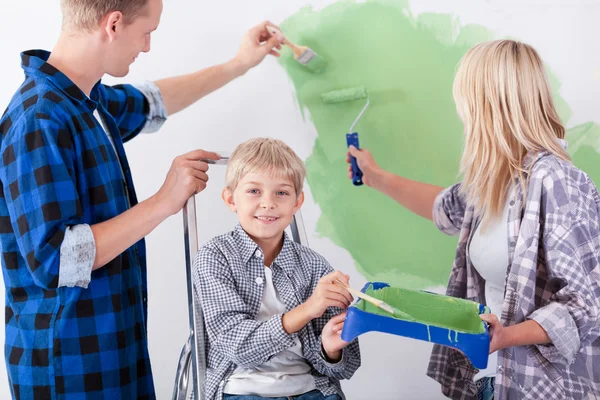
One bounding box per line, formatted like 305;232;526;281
321;86;368;104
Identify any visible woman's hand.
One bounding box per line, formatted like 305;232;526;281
346;146;383;187
480;314;509;353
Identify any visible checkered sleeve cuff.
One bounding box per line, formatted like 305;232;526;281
528;301;580;364
133;81;167;133
432;186;461;236
314;335;349;374
265;313;298;347
58;224;96;289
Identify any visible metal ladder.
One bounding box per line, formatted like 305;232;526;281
172;160;309;400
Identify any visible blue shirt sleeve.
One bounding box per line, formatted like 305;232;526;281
1;108;83;290
100;84;150;143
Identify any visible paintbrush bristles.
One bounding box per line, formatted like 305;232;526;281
379;303;395;315
296;48;327;73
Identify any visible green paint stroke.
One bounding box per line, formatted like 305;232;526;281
277;0;600;288
356;285;486;333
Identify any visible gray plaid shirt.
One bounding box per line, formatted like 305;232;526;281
193;225;361;400
427;144;600;399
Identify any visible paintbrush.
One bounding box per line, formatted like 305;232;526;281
266;25;327;73
334;279;415;321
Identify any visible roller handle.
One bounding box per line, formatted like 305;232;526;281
346;132;364;186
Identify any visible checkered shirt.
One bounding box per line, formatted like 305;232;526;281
0;50;158;399
427;144;600;399
193;225;361;400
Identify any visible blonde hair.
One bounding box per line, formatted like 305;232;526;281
61;0;148;31
226;138;306;195
453;39;570;225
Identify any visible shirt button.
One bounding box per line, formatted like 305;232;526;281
219;380;225;387
254;249;263;258
509;200;515;206
255;277;264;285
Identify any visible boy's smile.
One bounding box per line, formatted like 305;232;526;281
223;171;304;257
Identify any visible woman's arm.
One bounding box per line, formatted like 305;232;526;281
481;314;550;354
347;146;443;221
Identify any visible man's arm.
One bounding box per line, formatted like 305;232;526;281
155;21;283;116
90;149;218;269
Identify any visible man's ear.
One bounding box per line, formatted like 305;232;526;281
293;191;305;214
222;188;237;212
102;11;123;41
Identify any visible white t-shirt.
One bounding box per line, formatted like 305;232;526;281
223;266;316;396
469;193;512;380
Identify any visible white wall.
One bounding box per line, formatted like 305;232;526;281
1;1;599;399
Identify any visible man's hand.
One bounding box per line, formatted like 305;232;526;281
154;149;220;216
304;271;354;319
232;21;284;74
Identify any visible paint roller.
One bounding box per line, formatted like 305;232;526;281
321;86;370;186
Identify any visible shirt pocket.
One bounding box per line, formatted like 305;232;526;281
514;219;541;257
522;373;566;400
525;345;566;389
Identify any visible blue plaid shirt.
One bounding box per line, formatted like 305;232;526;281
0;50;165;399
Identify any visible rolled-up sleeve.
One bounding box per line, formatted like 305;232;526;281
432;183;467;236
529;173;600;365
57;224;96;288
0;110;84;290
132;81;167;133
101;82;167;143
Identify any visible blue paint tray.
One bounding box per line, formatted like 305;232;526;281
341;282;491;369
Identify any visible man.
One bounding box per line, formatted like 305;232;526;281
0;0;283;398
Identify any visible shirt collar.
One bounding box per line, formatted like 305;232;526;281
21;49;102;110
233;224;296;267
522;138;568;169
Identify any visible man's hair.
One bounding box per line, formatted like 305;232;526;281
226;138;306;195
61;0;149;30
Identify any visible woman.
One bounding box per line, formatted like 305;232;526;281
347;40;600;399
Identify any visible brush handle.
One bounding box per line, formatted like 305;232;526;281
266;26;307;59
346;133;364;186
334;279;387;310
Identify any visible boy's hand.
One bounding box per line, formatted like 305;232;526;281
321;312;350;362
304;271;353;319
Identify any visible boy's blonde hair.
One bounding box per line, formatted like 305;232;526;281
226;138;306;195
453;39;570;226
61;0;148;30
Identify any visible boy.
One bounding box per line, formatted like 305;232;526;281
193;138;361;400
